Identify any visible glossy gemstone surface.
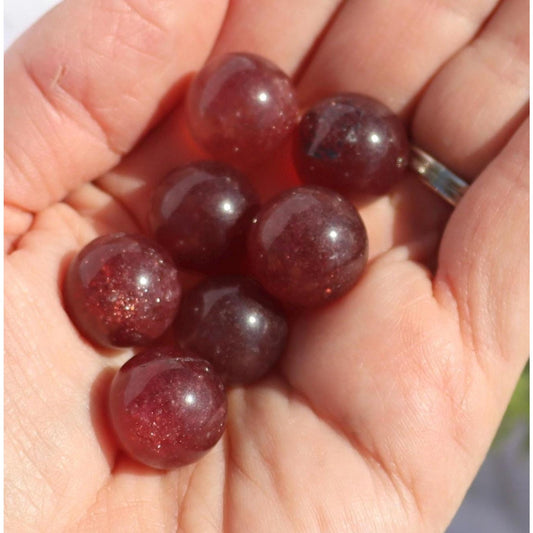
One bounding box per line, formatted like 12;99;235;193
186;52;299;168
247;186;368;307
175;276;288;384
149;161;259;272
108;347;227;469
294;93;409;195
64;233;181;347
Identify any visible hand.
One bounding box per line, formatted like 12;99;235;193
5;0;528;531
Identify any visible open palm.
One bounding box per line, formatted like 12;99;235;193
5;0;528;531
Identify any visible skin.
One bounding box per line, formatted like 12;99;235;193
4;0;528;531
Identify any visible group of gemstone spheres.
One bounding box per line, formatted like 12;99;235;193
64;52;410;470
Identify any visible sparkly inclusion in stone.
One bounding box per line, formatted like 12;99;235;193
108;347;227;469
149;161;259;272
186;52;299;167
64;233;181;347
294;93;409;195
248;186;368;307
175;276;288;384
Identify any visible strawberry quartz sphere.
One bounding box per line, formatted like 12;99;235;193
64;233;181;348
175;276;288;384
149;161;259;272
294;93;409;195
186;52;299;168
108;347;227;469
247;186;368;307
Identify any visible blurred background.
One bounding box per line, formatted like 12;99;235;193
448;364;529;533
5;2;529;531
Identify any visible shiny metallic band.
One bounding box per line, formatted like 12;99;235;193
409;146;469;206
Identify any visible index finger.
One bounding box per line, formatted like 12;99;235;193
4;0;228;223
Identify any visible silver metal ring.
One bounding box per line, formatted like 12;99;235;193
408;146;469;206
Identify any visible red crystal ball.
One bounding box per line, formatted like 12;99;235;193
186;52;299;167
108;347;227;469
294;93;409;195
247;186;368;307
149;161;259;272
64;233;181;347
175;276;288;384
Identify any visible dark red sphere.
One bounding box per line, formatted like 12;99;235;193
175;276;288;384
186;52;299;168
108;347;227;469
149;161;259;272
64;233;181;347
247;186;368;307
294;93;409;195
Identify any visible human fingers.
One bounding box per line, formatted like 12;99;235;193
291;0;503;260
5;0;228;244
296;0;500;112
72;0;497;261
281;119;528;531
74;0;347;230
412;0;529;179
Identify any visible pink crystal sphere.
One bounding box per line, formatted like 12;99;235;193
149;161;259;272
108;347;227;469
186;52;299;167
294;93;409;195
64;233;181;347
175;276;288;384
247;186;368;307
